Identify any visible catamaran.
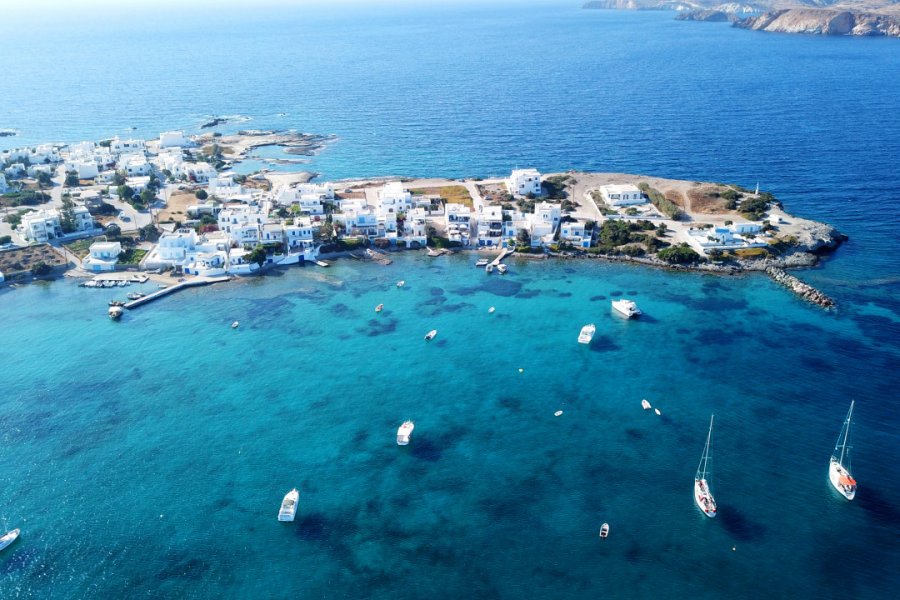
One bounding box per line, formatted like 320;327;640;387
829;400;857;501
694;415;717;518
612;299;642;319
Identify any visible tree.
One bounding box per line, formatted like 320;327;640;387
113;171;126;186
140;188;156;206
0;235;11;245
117;185;134;201
516;228;531;247
31;261;52;276
36;171;53;187
195;189;208;200
656;223;668;236
105;223;121;239
658;243;701;264
64;170;79;187
247;244;267;267
139;224;160;242
59;194;77;233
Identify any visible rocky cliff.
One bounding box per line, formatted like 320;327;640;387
734;8;900;35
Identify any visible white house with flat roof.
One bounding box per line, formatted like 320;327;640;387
377;182;412;213
109;138;146;155
157;229;198;263
477;205;504;247
121;154;151;177
507;169;542;198
64;159;99;180
185;162;217;183
334;199;379;238
20;205;93;242
445;203;473;246
273;182;333;215
560;220;592;248
599;184;645;206
83;241;122;272
159;131;188;148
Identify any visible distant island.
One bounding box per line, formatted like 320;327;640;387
582;1;900;38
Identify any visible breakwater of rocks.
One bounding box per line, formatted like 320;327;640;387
766;267;835;309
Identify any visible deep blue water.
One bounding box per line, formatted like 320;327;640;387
1;4;899;598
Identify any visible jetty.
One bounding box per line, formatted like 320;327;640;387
766;267;834;309
490;248;514;267
124;276;231;309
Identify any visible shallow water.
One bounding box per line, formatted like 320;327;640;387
1;254;898;598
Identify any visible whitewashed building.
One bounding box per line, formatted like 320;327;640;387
19;205;93;242
507;169;542;198
159;131;188;148
401;207;429;246
477;205;504;247
64;159;99;180
334;200;379;238
121;154;152;177
157;229;199;263
377;182;412;213
273;182;333;215
599;184;645;207
83;241;122;272
109;138;146;155
559;220;592;248
445;203;473;246
529;202;561;245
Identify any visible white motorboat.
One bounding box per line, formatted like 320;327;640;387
488;306;496;314
829;400;857;501
231;321;239;329
475;258;489;267
0;528;20;552
396;280;405;287
424;329;437;341
497;263;508;274
554;410;563;417
278;489;299;522
427;247;442;257
397;420;415;445
126;292;145;300
375;303;384;313
485;264;494;273
599;523;609;538
654;408;661;416
694;415;717;518
578;323;596;344
108;306;124;320
641;399;651;410
612;299;642;319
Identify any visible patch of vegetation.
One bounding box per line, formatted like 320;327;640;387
639;182;684;220
63;238;95;259
734;247;770;259
409;185;472;208
0;235;10;245
596;220;648;249
657;243;702;264
739;195;770;220
0;190;50;208
118;248;147;265
542;175;572;200
31;261;53;276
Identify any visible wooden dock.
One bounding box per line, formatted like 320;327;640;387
124;276;231;309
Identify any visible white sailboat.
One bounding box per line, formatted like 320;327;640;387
694;415;717;518
829;400;857;501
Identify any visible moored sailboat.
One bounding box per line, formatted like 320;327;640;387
694;415;717;518
829;400;857;501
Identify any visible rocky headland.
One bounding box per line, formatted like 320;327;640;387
585;0;900;37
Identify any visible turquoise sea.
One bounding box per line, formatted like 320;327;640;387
1;3;899;598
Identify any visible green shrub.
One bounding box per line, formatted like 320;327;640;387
658;243;701;264
638;182;685;220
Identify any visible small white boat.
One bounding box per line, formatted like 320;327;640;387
231;321;239;329
488;306;496;314
612;299;642;319
0;528;20;552
375;303;384;313
108;306;124;320
126;292;145;300
642;399;651;410
424;329;437;341
427;247;442;257
599;523;609;539
554;410;563;417
485;264;494;273
578;324;596;344
829;400;857;501
497;263;508;274
396;280;405;287
655;408;661;416
694;415;717;518
397;420;415;445
475;259;489;267
278;489;299;522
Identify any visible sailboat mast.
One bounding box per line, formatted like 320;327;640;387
839;401;854;466
697;415;714;478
